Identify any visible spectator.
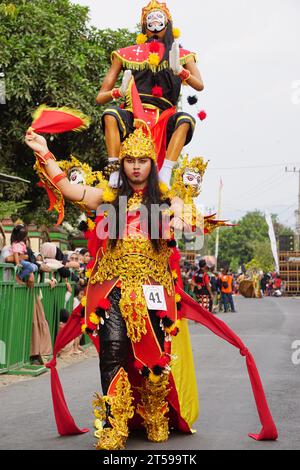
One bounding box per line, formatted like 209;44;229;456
73;284;86;310
220;268;236;313
63;251;83;284
35;253;44;263
40;242;65;288
40;243;64;271
0;245;14;263
79;248;91;270
58;308;85;357
9;225;38;287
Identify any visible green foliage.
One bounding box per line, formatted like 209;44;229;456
245;239;275;273
245;257;274;274
0;200;29;220
207;210;294;271
0;0;136;225
229;256;240;273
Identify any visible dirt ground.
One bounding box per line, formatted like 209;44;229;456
0;345;98;388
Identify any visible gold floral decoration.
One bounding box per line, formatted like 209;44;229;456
136;33;148;44
137;375;170;442
91;235;174;343
93;369;134;450
148;52;160;66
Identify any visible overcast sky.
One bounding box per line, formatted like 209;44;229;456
72;0;300;227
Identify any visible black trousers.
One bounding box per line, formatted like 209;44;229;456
101;107;196;147
99;287;165;395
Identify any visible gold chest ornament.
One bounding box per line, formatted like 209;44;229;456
91;193;174;343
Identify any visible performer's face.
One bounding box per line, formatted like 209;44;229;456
146;10;167;37
123;157;152;187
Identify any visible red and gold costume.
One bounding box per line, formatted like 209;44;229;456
28;109;278;448
28;21;278;446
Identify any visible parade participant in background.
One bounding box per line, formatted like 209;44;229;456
210;272;220;313
261;273;270;296
191;259;213;312
273;275;282;296
252;270;262;298
96;0;204;188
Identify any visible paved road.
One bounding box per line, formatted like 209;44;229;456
0;297;299;450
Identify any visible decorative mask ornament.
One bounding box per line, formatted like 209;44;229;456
146;10;167;32
68;168;86;185
168;155;208;203
182;169;203;195
58;155;106;187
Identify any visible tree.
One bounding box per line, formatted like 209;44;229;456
207;211;294;270
272;215;295;238
0;200;29;220
0;0;136;226
245;240;275;273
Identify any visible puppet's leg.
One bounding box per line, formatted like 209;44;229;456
159;113;195;186
101;109;134;188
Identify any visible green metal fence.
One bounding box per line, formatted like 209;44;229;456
0;263;74;375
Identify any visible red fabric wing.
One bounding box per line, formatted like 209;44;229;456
177;286;278;441
32;110;84;134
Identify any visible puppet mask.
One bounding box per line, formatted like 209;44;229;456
146;10;167;32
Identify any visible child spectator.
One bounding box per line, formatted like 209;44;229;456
9;225;38;287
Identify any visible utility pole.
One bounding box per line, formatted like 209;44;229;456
215;179;223;269
285;166;300;250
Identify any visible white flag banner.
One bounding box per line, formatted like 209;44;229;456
265;212;280;273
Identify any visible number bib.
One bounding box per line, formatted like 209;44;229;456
142;285;167;311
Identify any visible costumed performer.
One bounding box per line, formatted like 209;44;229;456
96;0;204;189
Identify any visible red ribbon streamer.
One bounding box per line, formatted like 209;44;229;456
177;286;278;441
45;304;94;436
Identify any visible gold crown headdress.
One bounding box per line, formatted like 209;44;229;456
179;155;209;177
119;127;157;162
141;0;172;25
